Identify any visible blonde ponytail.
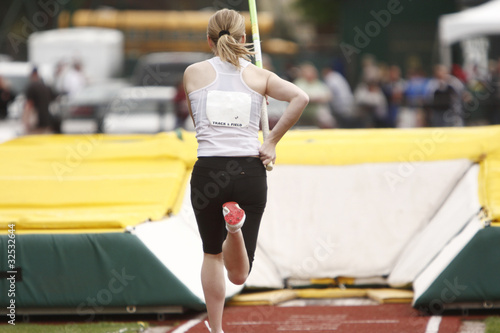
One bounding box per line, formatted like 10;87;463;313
207;9;254;69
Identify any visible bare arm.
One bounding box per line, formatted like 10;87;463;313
259;73;309;166
182;81;195;127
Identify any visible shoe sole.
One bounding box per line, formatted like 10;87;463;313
223;202;245;233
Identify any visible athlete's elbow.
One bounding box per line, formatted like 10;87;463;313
296;91;309;109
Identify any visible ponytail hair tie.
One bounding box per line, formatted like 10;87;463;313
218;30;230;38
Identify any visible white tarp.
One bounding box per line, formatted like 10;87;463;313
247;159;472;287
135;159;475;293
412;216;483;306
388;164;480;287
438;0;500;66
439;0;500;46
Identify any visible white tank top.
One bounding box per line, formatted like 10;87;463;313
189;57;264;157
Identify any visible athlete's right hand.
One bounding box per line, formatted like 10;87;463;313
259;141;276;169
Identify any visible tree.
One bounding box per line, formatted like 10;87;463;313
294;0;341;28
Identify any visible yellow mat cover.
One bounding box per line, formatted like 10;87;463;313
366;288;414;304
295;288;368;299
2;126;500;233
227;289;297;306
0;133;193;232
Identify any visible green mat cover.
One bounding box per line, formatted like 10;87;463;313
413;227;500;311
0;232;205;313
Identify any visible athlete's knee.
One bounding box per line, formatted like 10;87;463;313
228;271;248;285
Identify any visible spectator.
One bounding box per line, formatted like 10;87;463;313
452;64;468;83
360;54;380;85
174;80;189;129
465;64;490;126
283;62;300;82
323;65;355;128
400;66;429;127
0;76;15;120
382;65;406;127
294;63;335;128
23;68;54;134
424;64;465;127
354;73;388;128
63;60;87;96
488;59;500;125
52;60;68;95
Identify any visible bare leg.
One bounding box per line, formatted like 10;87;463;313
222;230;249;285
201;253;225;333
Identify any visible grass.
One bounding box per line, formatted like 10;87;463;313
0;321;148;333
486;316;500;333
2;316;499;332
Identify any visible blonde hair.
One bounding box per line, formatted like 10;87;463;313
207;9;254;68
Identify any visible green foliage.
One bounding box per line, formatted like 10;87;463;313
293;0;341;25
0;322;148;333
486;316;500;333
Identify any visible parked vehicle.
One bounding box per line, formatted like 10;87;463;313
28;27;124;83
103;86;182;133
132;52;210;87
0;62;53;95
0;54;13;63
58;9;274;58
59;79;130;133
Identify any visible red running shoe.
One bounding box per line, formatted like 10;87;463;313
222;202;246;233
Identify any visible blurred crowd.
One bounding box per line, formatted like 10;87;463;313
2;54;500;136
0;60;87;134
282;55;500;130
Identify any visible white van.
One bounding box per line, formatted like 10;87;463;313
28;27;124;83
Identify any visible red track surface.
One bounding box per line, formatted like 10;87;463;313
172;304;463;333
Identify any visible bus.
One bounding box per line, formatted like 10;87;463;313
58;9;275;58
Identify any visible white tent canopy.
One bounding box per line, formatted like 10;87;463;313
439;0;500;67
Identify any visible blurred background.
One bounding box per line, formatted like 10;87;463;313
0;0;499;139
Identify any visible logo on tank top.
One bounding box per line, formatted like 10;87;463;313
206;90;251;128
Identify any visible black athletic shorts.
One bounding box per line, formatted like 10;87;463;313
190;156;267;271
